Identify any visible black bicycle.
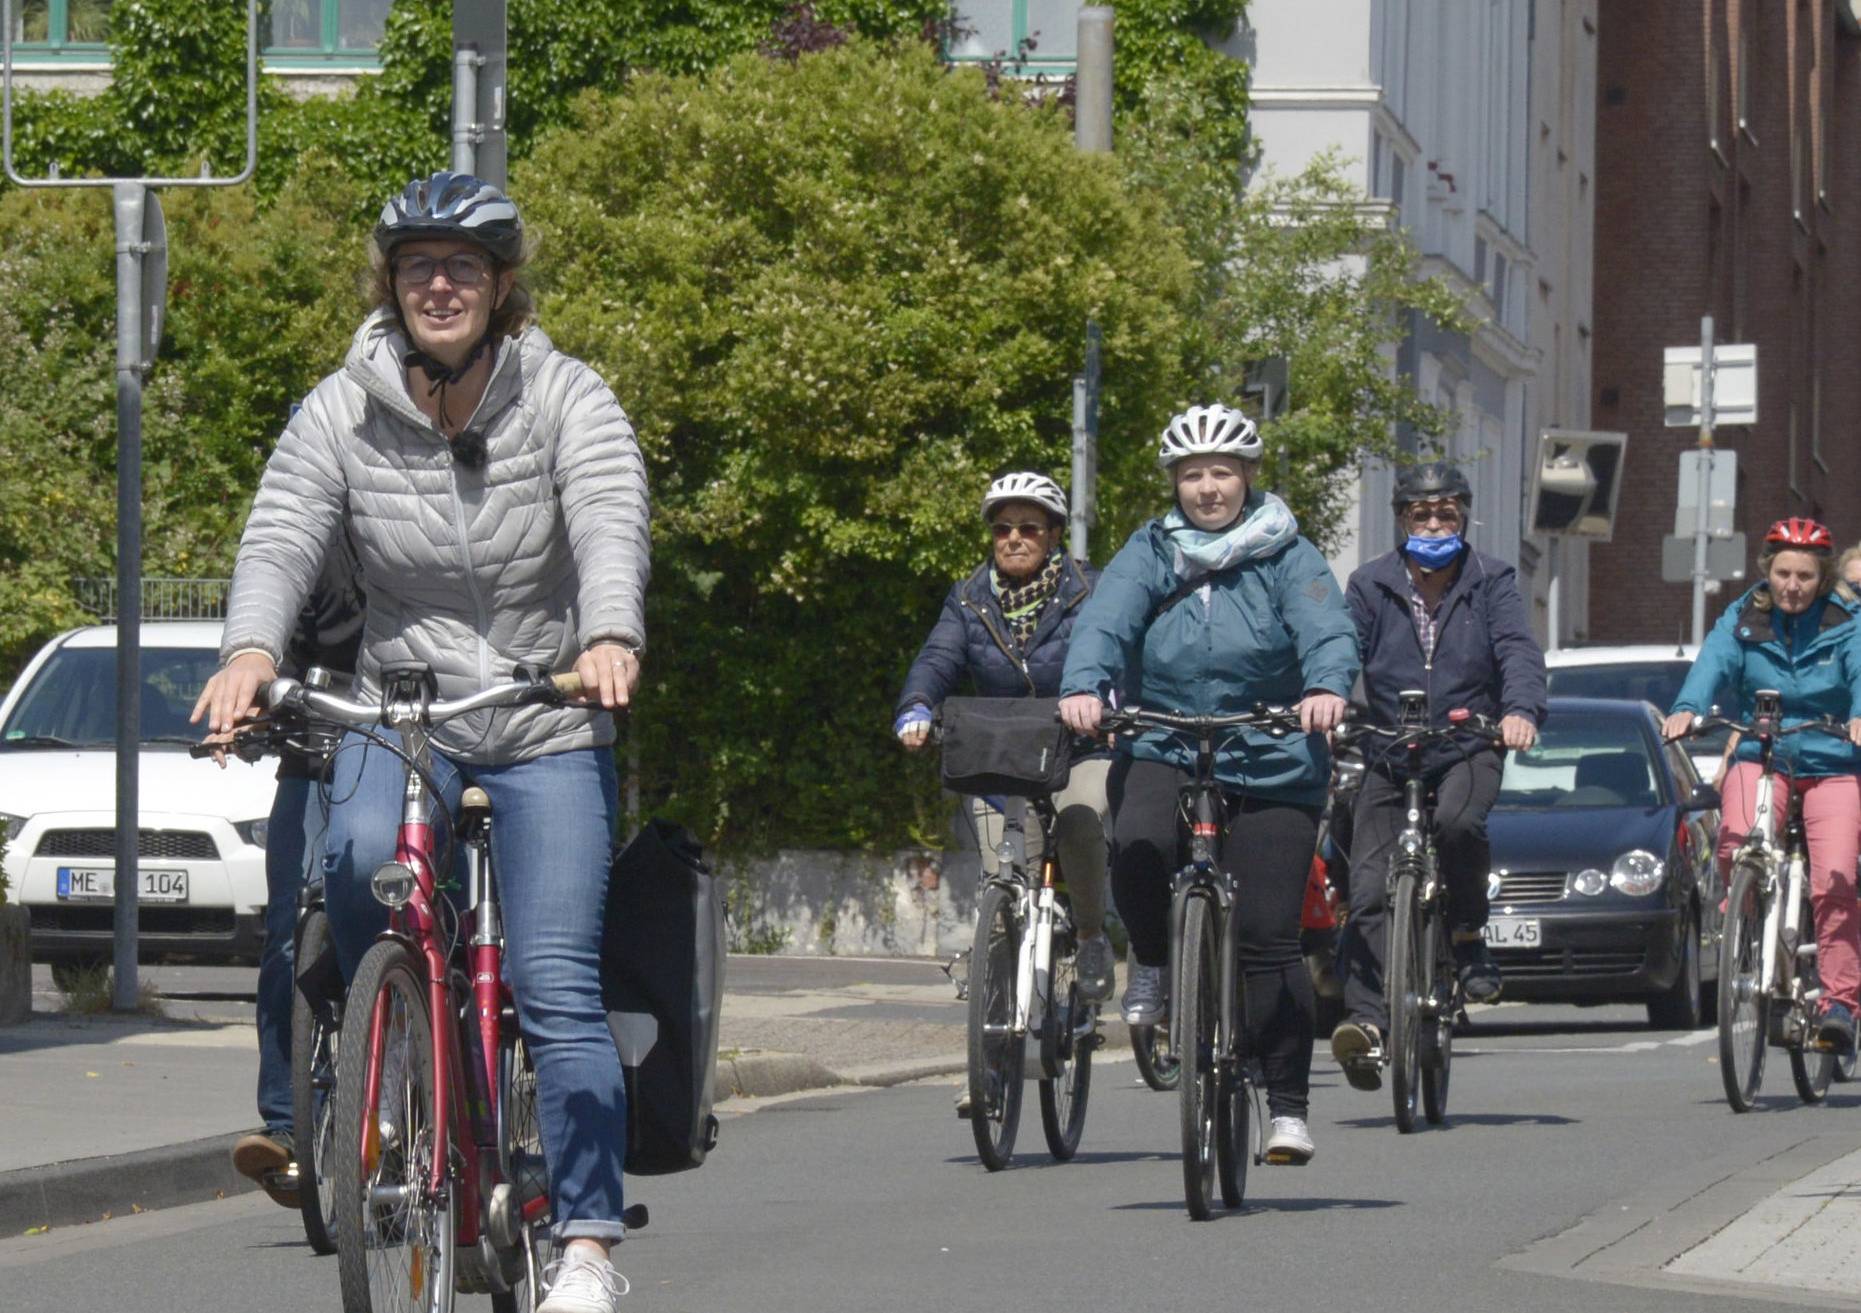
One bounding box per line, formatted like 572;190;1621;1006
1332;693;1502;1134
1099;704;1305;1220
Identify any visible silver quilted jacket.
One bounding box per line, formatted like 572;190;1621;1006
221;310;651;764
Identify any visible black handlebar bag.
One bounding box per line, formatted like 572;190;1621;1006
601;819;725;1176
938;696;1072;797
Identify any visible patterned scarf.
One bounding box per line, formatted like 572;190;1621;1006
993;551;1065;652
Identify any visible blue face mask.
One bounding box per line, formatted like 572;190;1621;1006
1404;533;1465;569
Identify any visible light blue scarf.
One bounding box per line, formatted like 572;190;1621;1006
1164;491;1299;578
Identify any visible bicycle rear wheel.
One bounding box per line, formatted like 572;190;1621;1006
1178;894;1220;1220
1386;868;1424;1134
290;907;341;1255
1421;911;1453;1126
1038;927;1092;1161
491;1036;554;1313
1215;1069;1250;1209
967;884;1025;1171
1718;861;1771;1112
1789;901;1835;1105
1130;1023;1180;1090
334;939;454;1313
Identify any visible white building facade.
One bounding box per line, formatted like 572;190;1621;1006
1234;0;1598;638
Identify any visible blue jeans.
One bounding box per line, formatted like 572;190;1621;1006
323;733;626;1243
257;775;325;1136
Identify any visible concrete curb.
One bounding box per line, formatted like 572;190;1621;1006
0;1132;255;1238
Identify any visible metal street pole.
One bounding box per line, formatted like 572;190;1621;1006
1070;376;1089;559
1075;8;1112;154
1546;538;1561;652
110;183;146;1010
453;0;508;187
1690;315;1715;646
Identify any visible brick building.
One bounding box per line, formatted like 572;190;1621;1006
1586;0;1861;644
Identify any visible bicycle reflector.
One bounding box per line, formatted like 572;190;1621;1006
371;861;417;908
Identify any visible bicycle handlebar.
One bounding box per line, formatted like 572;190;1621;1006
1330;711;1505;751
1667;713;1850;743
1096;705;1307;739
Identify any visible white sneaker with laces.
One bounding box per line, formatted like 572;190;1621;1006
538;1248;630;1313
1264;1116;1315;1165
1121;963;1167;1025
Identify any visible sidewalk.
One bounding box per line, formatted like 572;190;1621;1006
0;954;1021;1236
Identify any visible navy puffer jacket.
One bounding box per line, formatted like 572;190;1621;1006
896;555;1099;714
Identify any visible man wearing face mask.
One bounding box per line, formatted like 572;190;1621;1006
1329;461;1546;1092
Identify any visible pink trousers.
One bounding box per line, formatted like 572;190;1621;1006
1715;762;1861;1011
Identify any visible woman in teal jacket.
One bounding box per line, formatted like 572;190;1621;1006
1059;404;1358;1165
1664;517;1861;1054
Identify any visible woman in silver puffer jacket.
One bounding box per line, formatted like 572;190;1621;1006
195;172;648;1313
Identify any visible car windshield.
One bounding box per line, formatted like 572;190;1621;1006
1;645;219;750
1546;660;1733;754
1498;713;1664;809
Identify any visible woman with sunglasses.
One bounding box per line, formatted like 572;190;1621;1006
895;473;1117;1015
194;172;648;1313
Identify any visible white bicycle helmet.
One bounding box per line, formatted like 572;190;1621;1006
1156;404;1263;470
981;472;1069;524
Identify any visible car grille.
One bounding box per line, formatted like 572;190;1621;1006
30;906;236;936
1493;871;1568;904
35;828;220;861
1490;947;1646;978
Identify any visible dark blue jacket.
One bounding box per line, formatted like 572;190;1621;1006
1348;547;1546;777
896;554;1099;714
1060;517;1359;806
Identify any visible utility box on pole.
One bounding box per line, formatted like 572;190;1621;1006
1663;319;1755;644
453;0;508;186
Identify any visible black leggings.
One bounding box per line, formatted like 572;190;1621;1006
1110;756;1320;1119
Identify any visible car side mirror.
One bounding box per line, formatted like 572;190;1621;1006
1685;782;1721;813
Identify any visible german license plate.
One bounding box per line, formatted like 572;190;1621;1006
55;867;189;903
1484;916;1540;949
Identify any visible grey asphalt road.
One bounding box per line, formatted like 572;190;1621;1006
4;1000;1856;1313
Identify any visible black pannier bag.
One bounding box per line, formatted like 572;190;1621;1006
938;695;1072;797
601;819;725;1176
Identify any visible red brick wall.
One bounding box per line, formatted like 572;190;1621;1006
1587;0;1861;642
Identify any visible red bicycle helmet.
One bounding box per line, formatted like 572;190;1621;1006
1764;517;1835;552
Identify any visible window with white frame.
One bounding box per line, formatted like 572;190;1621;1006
266;0;391;58
946;1;1081;69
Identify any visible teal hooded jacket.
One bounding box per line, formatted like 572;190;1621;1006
1060;497;1358;806
1671;584;1861;777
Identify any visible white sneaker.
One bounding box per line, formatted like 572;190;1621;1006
538;1249;630;1313
1121;963;1167;1025
1264;1116;1314;1165
1075;934;1116;1002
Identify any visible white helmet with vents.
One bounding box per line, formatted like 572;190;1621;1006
981;472;1069;524
1156;404;1262;470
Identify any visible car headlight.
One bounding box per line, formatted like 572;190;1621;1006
1610;849;1665;896
233;818;270;849
1572;868;1608;897
0;812;24;845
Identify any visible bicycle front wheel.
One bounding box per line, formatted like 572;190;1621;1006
1038;941;1093;1161
290;907;341;1255
334;938;455;1313
1178;894;1220;1220
1718;861;1771;1112
1386;868;1424;1134
967;884;1025;1171
1130;1023;1180;1090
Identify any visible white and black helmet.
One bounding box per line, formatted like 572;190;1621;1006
1156;403;1263;470
981;472;1069;525
375;171;525;265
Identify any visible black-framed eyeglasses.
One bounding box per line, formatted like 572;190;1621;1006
991;521;1048;540
392;253;492;287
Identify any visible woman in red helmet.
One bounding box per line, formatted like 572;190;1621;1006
1664;517;1861;1053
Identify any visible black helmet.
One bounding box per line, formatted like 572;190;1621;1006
375;171;524;265
1391;460;1472;511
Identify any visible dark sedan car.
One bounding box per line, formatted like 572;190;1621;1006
1484;697;1722;1027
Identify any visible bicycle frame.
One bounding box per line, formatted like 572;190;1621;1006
1166;732;1243;1088
990;797;1070;1051
1727;714;1816;1020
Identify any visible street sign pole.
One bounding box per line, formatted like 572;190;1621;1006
453;0;508;187
1691;316;1715;645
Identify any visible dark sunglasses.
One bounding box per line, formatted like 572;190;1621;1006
991;521;1049;540
393;253;492;287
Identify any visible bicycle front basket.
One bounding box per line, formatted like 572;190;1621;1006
938;696;1072;798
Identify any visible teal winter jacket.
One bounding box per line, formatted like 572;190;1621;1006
1060;508;1359;806
1671;585;1861;777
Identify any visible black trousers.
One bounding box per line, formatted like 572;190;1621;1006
1336;751;1504;1033
1110;756;1320;1119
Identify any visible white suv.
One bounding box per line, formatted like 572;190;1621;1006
0;623;277;964
1543;644;1731;781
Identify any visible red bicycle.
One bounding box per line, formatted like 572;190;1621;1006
236;661;587;1313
